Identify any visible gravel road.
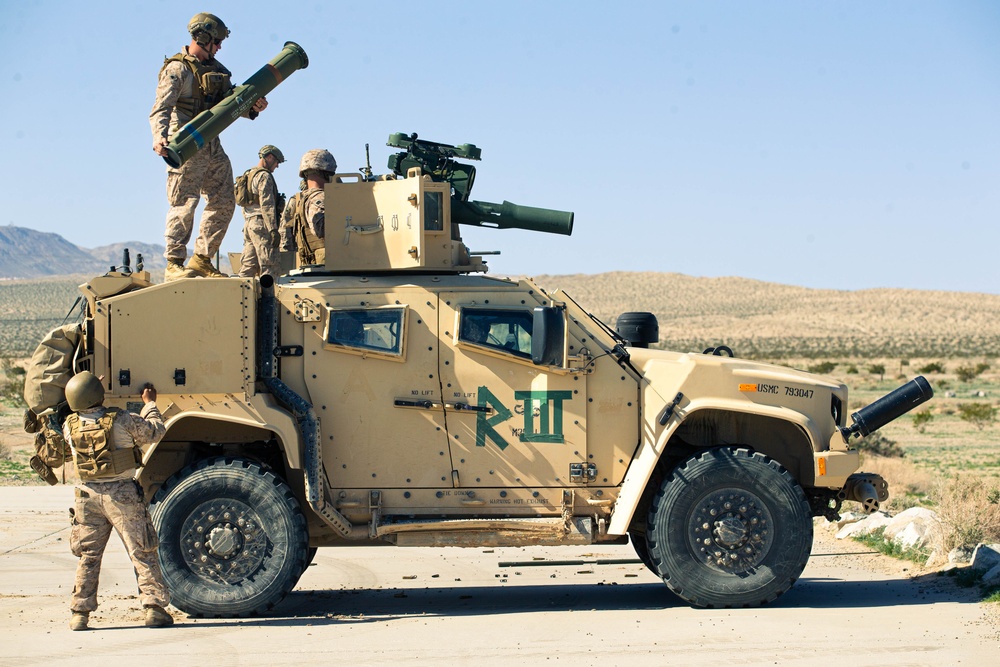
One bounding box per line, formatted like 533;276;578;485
0;486;996;666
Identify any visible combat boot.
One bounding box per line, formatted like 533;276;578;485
69;612;89;631
144;605;174;628
186;254;227;278
164;261;195;282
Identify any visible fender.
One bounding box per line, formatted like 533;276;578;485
606;396;820;536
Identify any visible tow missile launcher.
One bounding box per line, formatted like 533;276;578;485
314;133;574;273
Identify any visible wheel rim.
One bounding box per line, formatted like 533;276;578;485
687;488;774;574
179;499;269;584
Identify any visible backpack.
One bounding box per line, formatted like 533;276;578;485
234;167;269;207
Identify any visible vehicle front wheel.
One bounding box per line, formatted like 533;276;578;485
646;447;812;608
150;457;309;617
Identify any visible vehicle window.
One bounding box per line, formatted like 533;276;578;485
459;308;533;358
327;308;404;355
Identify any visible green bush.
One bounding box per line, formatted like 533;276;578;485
868;364;886;380
856;431;905;458
912;410;934;433
808;361;837;374
958;403;996;430
918;362;946;374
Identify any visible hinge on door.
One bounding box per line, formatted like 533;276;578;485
569;463;597;483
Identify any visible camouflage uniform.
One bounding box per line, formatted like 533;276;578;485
63;404;169;614
239;168;281;277
279;187;326;266
149;47;237;264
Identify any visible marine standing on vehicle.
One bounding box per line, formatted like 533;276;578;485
280;149;336;267
62;372;173;631
150;12;268;281
236;145;285;278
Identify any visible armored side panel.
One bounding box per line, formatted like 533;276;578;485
99;279;256;398
323;172;484;273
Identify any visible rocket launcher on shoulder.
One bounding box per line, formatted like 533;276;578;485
163;41;309;169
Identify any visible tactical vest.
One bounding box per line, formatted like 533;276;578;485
66;409;141;481
235;167;271;207
287;190;325;265
161;52;233;117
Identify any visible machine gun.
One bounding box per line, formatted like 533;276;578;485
386;133;573;236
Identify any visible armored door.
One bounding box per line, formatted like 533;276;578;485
438;293;589;494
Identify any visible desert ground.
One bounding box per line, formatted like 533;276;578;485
0;485;997;666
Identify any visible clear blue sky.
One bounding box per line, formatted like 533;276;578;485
2;1;997;293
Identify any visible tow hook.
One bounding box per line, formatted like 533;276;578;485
838;473;889;513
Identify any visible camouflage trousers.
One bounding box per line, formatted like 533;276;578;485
238;213;280;278
164;137;235;263
69;479;170;613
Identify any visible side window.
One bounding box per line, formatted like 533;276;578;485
326;307;405;356
459;308;533;359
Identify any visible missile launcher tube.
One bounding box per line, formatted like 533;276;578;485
164;41;309;168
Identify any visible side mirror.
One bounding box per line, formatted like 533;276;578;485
532;306;564;366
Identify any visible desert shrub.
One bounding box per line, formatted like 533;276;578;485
856;431;905;458
0;358;26;408
846;365;858;374
918;362;946;374
958;403;996;430
808;361;837;374
912;410;934;433
868;364;885;380
0;439;10;461
956;365;983;382
931;475;1000;550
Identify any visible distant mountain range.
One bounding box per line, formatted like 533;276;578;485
0;226;167;279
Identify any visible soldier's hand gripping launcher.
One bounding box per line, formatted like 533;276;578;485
163;42;309;169
386;132;574;236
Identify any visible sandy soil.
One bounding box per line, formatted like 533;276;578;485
0;485;997;667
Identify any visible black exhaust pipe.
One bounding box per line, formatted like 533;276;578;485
840;376;933;441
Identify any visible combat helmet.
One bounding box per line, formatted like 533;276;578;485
65;372;105;412
259;145;285;163
188;12;230;47
299;149;338;178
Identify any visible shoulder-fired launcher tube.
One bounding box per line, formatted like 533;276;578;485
164;41;309;169
452;199;574;236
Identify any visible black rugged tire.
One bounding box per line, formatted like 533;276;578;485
628;530;657;575
150;457;309;617
646;447;812;608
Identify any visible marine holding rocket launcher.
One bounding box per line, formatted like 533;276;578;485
149;12;309;283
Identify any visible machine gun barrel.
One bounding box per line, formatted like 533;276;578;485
164;41;309;168
452;199;574;236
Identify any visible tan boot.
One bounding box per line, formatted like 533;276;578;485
144;605;174;628
186;254;226;278
69;611;89;631
164;261;195;282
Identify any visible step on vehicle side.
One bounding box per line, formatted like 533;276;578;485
30;133;932;615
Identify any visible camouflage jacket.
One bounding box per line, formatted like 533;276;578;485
63;404;166;484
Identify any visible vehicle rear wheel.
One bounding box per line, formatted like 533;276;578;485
646;447;812;608
150;457;309;617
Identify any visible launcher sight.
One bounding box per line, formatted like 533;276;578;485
387;132;480;200
385;132;572;236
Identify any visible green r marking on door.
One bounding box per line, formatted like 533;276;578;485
514;390;573;443
476;386;513;450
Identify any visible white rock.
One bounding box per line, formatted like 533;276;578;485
983;563;1000;587
836;511;892;539
970;543;1000;573
883;507;942;551
836;511;866;529
948;546;974;565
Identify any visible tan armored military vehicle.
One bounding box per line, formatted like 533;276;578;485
31;134;931;616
